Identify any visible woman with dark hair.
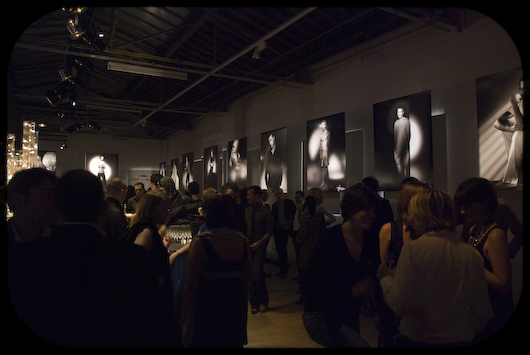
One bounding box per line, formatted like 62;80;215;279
301;185;379;347
181;194;253;347
376;180;430;347
127;190;178;346
454;178;513;341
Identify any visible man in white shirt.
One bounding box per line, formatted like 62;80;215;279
377;189;493;347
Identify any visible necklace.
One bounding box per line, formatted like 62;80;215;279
468;222;493;247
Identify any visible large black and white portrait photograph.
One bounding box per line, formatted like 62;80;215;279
85;153;118;190
228;138;248;189
477;67;524;189
307;113;346;192
204;145;218;190
260;127;287;192
159;161;166;177
373;91;433;190
170;158;180;190
182;152;194;190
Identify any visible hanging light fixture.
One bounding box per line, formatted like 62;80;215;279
252;40;267;60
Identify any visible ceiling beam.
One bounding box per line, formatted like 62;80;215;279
141;6;318;133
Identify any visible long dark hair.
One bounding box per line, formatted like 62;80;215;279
454;177;498;219
304;195;317;216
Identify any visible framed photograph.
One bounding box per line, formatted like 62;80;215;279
85;153;118;190
182;152;194;190
306;113;346;192
260;127;287;192
476;67;523;188
228;138;248;189
159;161;167;177
373;91;433;190
170;158;180;190
204;145;219;190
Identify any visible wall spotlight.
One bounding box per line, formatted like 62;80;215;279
60;143;68;150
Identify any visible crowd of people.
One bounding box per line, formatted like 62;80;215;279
6;168;522;347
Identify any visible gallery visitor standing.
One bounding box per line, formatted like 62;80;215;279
377;189;493;347
301;185;379;347
127;190;179;347
245;186;274;314
181;195;253;347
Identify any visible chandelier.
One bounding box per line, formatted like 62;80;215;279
6;120;39;182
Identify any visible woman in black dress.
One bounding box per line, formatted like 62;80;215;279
181;194;253;347
454;178;513;342
301;185;379;347
127;190;178;347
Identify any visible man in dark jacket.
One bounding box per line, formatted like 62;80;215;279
103;176;128;240
271;188;297;278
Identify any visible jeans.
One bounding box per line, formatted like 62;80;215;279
303;311;370;348
249;246;269;308
274;228;290;274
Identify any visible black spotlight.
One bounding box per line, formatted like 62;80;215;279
45;84;70;107
87;121;101;130
65;124;78;134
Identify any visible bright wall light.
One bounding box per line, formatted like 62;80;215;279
107;62;188;81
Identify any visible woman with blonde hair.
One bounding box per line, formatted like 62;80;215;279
377;189;493;347
126;190;178;346
376;180;430;347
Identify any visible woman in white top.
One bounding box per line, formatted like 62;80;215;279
376;189;493;347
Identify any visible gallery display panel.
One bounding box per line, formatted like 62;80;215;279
373;91;433;191
476;67;523;189
306;113;346;192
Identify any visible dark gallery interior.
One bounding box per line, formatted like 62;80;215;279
6;6;525;348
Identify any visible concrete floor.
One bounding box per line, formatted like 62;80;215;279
244;261;379;348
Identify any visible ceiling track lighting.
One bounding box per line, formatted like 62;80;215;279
65;8;106;52
66;121;101;134
252;40;267;60
66;18;85;39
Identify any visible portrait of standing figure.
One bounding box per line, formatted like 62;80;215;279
182;152;194;190
307;113;346;192
261;127;287;192
477;68;524;189
204;145;218;190
85;153;118;192
374;91;432;191
393;107;411;179
228;138;248;189
170;158;179;190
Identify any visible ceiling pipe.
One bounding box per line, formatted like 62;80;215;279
130;6;318;129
